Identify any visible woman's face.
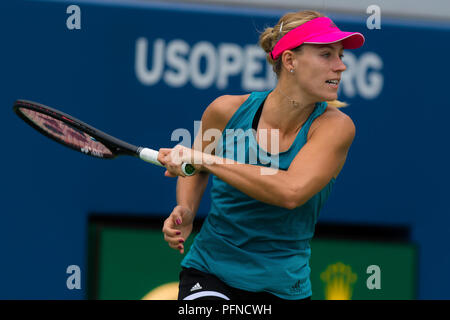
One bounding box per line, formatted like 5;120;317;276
291;42;346;102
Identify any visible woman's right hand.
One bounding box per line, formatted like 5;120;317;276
162;205;194;254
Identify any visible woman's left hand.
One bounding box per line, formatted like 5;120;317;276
157;145;206;177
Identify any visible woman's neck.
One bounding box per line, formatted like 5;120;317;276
261;85;317;136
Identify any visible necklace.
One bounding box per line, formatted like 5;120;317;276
276;87;300;107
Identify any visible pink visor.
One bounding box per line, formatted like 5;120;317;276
270;17;365;60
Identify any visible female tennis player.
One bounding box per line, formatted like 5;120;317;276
158;10;364;300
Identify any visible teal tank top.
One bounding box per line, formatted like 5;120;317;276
181;91;336;299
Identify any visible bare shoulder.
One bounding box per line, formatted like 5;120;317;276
201;94;250;131
308;105;356;144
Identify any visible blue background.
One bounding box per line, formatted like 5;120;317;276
1;0;449;299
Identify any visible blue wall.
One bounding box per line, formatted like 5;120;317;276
1;0;449;299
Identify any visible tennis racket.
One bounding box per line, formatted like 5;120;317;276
12;99;196;176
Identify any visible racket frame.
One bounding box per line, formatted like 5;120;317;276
13;99;195;175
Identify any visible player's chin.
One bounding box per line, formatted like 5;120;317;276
320;90;338;102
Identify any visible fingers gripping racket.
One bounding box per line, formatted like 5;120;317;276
12;100;196;176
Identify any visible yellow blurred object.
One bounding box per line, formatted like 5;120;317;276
141;282;179;300
320;262;357;300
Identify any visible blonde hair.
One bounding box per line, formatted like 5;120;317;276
259;10;348;108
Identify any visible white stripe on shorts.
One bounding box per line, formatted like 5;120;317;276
183;290;230;300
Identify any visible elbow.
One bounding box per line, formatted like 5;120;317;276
283;200;299;210
281;184;306;210
283;198;306;210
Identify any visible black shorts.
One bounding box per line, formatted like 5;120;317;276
178;267;311;301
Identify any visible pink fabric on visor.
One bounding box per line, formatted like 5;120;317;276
270;17;365;60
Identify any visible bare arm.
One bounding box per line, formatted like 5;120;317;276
160;95;244;253
174;95;244;214
199;113;356;209
176;172;209;215
161;97;355;211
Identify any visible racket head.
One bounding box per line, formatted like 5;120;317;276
13;100;138;159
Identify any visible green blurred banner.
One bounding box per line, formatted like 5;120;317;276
310;239;417;300
88;220;417;300
88;223;195;300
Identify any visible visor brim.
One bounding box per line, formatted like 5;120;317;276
304;31;365;49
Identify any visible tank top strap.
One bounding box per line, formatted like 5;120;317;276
304;101;328;133
224;91;271;131
290;101;328;149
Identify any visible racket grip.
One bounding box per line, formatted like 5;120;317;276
138;148;163;166
138;148;196;176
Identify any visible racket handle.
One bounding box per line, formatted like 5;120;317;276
138;148;196;176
